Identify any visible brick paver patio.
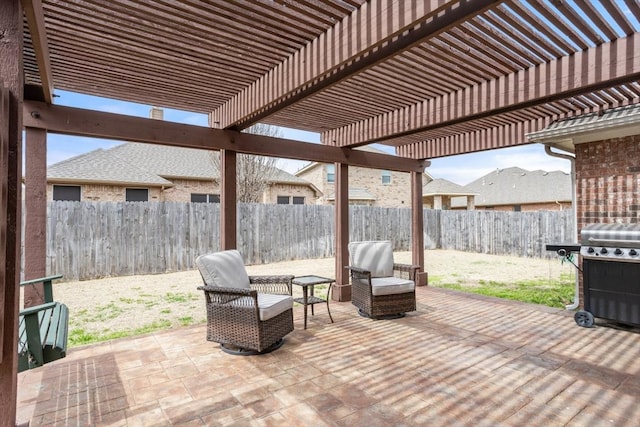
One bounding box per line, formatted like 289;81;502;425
17;287;640;426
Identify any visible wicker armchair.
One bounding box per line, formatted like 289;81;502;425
196;250;294;355
348;241;419;319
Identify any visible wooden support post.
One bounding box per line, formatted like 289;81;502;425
411;171;427;286
24;127;48;306
220;149;237;251
0;0;23;424
333;162;350;301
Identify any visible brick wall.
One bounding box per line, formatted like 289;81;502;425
575;135;640;230
298;163;416;208
48;179;316;204
262;183;318;204
574;134;640;309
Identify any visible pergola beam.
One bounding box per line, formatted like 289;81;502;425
394;106;603;159
323;32;640;149
214;0;501;130
20;0;53;103
22;101;428;172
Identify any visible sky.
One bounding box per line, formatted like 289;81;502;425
44;90;572;186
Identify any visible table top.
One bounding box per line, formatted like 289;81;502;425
292;275;334;286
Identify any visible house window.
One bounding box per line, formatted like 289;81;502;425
326;164;335;183
277;196;304;205
191;193;220;203
126;188;149;202
381;170;392;185
513;205;522;212
53;185;81;201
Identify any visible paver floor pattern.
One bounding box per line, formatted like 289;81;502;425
17;287;640;426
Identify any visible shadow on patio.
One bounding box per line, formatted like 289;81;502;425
17;287;640;426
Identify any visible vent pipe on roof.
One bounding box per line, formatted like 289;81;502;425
544;145;579;310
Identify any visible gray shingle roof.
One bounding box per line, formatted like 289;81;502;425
295;144;434;181
422;178;476;196
528;104;640;141
47;149;173;186
108;143;218;180
451;167;571;207
48;142;309;186
326;188;376;201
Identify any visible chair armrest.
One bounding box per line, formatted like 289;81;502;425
20;274;63;304
198;285;256;297
19;274;64;286
20;301;58;317
346;266;370;275
198;285;259;306
346;266;372;285
249;275;294;295
393;263;420;281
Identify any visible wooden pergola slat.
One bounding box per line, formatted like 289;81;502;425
323;31;640;150
214;0;496;130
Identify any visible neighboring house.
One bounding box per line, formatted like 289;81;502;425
422;178;477;210
295;145;433;208
451;167;572;211
47;143;321;204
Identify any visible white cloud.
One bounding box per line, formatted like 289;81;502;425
492;151;571;172
427;144;572;185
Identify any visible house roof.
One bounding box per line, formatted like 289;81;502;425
48;143;313;187
47;148;173;187
422;178;476;197
326;188;376;202
108;143;219;180
451;167;571;208
295;145;434;180
526;104;640;153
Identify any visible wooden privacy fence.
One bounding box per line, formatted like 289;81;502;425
44;201;574;281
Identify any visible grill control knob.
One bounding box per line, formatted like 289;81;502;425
600;248;608;255
614;248;623;255
587;247;595;254
630;249;638;256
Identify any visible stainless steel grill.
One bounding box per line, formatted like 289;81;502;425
580;224;640;262
578;224;640;328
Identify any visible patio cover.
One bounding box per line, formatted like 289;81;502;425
3;1;640;424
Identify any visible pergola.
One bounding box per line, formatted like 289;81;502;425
2;1;639;424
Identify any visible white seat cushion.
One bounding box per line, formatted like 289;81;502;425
348;241;394;278
256;293;293;321
370;276;415;296
196;250;250;289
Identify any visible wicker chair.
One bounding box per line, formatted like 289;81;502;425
348;241;419;319
196;250;294;355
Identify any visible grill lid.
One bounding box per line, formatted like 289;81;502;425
581;223;640;248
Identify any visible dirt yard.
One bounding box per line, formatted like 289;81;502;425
48;249;577;342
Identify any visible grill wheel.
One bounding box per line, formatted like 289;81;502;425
574;310;595;328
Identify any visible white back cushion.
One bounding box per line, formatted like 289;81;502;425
196;250;250;289
348;241;394;278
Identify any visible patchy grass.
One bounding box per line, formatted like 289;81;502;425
433;273;575;308
68;319;173;346
66;289;204;348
